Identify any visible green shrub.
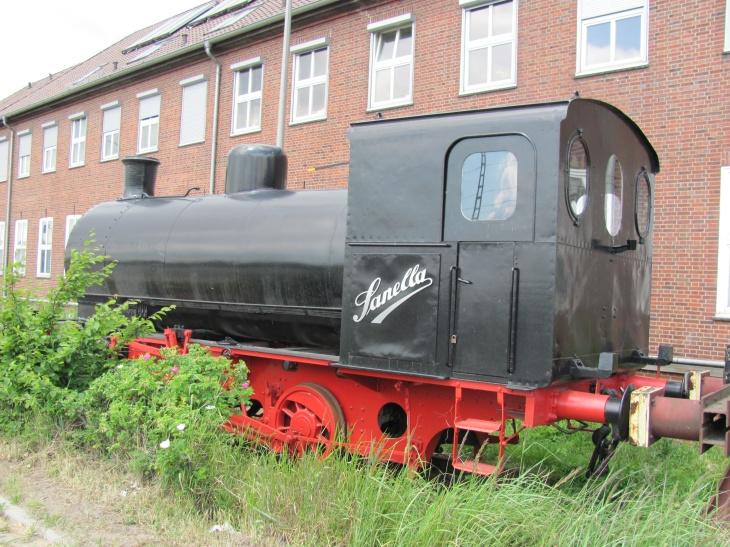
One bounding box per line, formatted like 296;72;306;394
82;343;251;491
0;245;162;430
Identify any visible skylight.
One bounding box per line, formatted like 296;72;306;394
210;6;256;32
124;3;214;52
190;0;252;26
128;43;163;63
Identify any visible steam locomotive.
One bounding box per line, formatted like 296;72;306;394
67;98;730;482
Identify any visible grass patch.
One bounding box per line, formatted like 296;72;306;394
6;421;728;546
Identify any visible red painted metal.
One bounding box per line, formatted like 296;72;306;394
555;390;610;423
125;332;726;477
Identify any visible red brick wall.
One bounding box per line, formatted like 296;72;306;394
0;0;728;359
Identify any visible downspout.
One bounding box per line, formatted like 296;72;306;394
1;116;14;285
276;0;293;149
204;40;221;195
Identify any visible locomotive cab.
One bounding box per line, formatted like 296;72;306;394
339;98;658;389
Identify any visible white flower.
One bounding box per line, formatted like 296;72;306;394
159;439;170;449
116;364;123;369
120;490;128;497
176;423;186;432
205;405;215;410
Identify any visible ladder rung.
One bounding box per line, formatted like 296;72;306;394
452;459;498;476
455;419;502;434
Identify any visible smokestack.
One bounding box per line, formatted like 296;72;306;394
122;156;160;198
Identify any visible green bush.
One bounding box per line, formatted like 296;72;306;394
0;245;160;430
83;344;250;489
0;243;251;494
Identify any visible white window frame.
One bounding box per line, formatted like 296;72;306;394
716;167;730;318
367;15;415;111
231;59;263;136
179;75;208;146
65;214;82;247
101;102;121;161
725;0;730;53
36;217;53;278
290;39;330;125
17;131;31;179
69;114;87;168
13;219;27;276
137;90;161;153
576;0;649;77
0;137;10;183
0;221;4;275
460;0;518;95
42;122;58;174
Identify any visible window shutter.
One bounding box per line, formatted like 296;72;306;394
180;80;207;145
581;0;644;19
139;94;161;119
0;140;8;181
103;106;121;133
19;134;31;156
45;126;58;148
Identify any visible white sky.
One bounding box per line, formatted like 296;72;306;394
0;0;206;99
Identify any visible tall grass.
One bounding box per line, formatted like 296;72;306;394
178;436;727;546
3;412;729;545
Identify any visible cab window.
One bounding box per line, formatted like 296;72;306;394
460;151;518;221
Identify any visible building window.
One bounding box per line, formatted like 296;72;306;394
42;124;58;173
576;0;648;75
717;167;730;318
0;138;8;182
37;217;53;278
0;221;4;275
232;63;263;135
18;132;31;178
69;115;87;167
291;43;329;124
460;0;517;94
725;0;730;53
179;76;207;145
65;214;82;247
102;104;121;161
138;91;161;153
368;16;414;110
13;219;27;276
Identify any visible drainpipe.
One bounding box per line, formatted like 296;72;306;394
1;115;14;283
204;40;221;195
276;0;292;149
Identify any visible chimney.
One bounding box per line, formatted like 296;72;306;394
122;156;160;198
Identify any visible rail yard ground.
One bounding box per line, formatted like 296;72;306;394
1;421;729;546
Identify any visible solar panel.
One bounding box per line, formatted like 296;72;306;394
125;3;215;52
128;43;163;63
210;6;257;32
189;0;253;26
71;65;104;86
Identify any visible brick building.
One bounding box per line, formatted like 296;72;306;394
0;0;728;360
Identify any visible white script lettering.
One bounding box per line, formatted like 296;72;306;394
353;264;434;324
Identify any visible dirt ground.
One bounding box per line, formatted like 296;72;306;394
0;442;255;546
0;458;158;546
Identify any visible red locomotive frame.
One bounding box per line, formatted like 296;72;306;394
128;329;729;478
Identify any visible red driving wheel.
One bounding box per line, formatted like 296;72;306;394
272;383;345;457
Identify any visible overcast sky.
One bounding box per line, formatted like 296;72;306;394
0;0;206;99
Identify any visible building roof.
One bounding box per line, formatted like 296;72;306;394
0;0;333;120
